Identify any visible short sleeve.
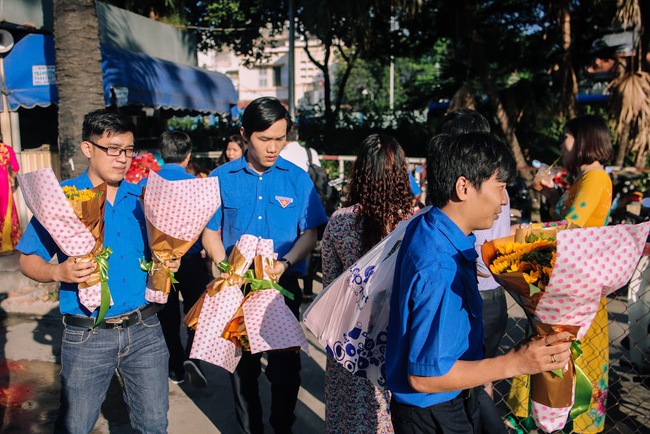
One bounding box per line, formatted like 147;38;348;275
298;182;328;232
406;267;471;378
17;217;59;261
205;172;223;231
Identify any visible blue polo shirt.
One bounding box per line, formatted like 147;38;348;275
386;207;484;407
140;164;203;255
205;154;327;275
17;171;149;317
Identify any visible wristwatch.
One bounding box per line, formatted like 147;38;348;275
279;257;292;269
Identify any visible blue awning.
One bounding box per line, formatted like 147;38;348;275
1;33;58;111
0;33;237;113
101;44;237;113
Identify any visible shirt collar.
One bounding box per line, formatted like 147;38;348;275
76;169;141;204
228;152;291;174
428;207;478;262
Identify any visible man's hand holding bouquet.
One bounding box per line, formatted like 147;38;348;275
139;171;220;303
482;222;650;432
18;168;113;324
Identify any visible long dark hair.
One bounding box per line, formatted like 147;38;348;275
347;134;413;253
217;134;247;165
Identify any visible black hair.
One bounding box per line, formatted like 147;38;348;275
217;134;247;165
438;108;491;136
160;130;192;164
286;127;299;142
427;132;516;208
82;109;136;142
563;115;613;175
241;97;292;137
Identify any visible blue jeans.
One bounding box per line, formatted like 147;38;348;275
54;311;170;434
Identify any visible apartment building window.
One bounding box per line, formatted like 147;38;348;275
259;68;268;87
273;66;283;86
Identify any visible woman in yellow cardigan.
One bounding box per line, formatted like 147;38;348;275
510;114;613;433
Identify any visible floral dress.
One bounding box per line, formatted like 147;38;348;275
510;169;612;432
321;204;394;433
0;143;21;252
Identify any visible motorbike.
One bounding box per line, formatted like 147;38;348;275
609;168;647;225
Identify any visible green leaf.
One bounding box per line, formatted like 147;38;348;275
550;368;564;378
528;283;541;296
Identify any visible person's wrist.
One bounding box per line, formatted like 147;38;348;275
279;257;292;270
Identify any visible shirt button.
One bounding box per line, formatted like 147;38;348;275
258;196;262;200
122;278;126;283
259;176;263;181
120;255;124;260
258;216;262;220
117;232;121;236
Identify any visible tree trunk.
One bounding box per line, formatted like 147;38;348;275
558;2;576;121
53;0;105;180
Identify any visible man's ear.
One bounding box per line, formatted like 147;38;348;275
240;127;249;143
80;141;92;159
455;176;471;201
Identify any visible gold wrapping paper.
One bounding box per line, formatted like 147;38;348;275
183;244;253;330
145;223;195;296
222;296;251;350
68;183;107;290
530;324;580;408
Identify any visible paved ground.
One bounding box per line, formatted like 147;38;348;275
0;248;648;433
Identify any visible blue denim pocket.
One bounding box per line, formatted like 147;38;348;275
62;326;93;345
141;314;161;328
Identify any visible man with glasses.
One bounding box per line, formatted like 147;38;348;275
17;109;177;433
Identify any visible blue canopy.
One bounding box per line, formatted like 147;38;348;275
1;34;58;111
101;44;237;113
0;33;237;113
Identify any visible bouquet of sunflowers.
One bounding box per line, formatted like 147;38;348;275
482;223;650;433
18;168;113;324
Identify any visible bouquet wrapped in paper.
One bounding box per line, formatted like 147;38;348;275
222;238;308;355
18;168;113;324
140;171;220;303
482;222;650;433
186;234;258;373
304;212;421;388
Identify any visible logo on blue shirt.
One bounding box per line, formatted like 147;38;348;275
275;196;294;208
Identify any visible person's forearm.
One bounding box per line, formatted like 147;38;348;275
409;353;520;393
282;228;317;264
20;254;60;283
202;228;226;264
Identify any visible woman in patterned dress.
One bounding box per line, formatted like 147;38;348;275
510;115;613;432
321;133;414;433
0;136;21;253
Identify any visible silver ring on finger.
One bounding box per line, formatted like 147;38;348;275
551;354;557;363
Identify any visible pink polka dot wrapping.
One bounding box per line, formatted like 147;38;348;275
143;171;221;242
256;238;278;279
243;289;309;354
531;381;575;433
18;168;95;256
189;286;244;373
78;282;114;312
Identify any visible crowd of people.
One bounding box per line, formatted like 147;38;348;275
12;96;617;434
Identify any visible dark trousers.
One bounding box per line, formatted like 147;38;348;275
158;253;211;372
390;389;479;434
478;287;508;434
230;274;303;434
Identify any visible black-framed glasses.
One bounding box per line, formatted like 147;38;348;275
88;140;138;158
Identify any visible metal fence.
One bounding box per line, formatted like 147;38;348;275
493;257;650;434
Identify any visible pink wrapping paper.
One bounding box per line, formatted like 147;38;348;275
189;286;243;372
190;234;258;372
244;289;309;354
487;222;650;433
18;168;111;312
142;171;221;303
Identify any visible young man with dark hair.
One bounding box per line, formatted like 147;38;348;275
140;130;210;387
387;132;573;433
18;109;178;433
202;96;328;434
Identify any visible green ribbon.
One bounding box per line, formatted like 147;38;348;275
241;270;294;300
569;340;593;420
139;257;179;290
218;259;232;273
94;246;113;326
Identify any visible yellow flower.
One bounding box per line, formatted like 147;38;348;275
523;269;541;284
62;186;101;202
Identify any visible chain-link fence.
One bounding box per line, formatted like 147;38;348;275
492;255;650;434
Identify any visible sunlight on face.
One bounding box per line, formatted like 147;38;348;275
225;141;243;161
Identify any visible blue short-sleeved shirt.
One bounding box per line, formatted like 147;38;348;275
17;171;149;317
205;155;328;275
386;207;484;407
140;164;203;255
